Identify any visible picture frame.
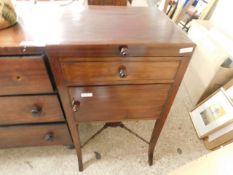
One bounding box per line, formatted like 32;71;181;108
224;79;233;102
190;88;233;138
204;122;233;150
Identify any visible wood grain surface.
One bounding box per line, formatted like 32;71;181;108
0;95;64;125
0;4;193;50
0;56;53;95
69;84;171;122
0;124;72;148
62;61;179;85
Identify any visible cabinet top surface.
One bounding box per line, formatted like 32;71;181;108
0;3;194;48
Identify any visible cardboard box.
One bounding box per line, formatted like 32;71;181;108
198;64;233;103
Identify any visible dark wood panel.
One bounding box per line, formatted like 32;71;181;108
88;0;127;6
0;95;64;125
69;84;171;122
62;61;179;85
0;124;72;148
0;56;53;95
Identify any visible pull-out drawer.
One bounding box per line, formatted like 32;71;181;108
62;61;179;86
0;95;64;125
0;124;72;148
0;56;53;95
69;84;171;122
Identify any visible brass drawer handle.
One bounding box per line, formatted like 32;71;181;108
44;132;54;141
118;66;128;78
31;105;42;116
72;99;80;112
119;46;129;57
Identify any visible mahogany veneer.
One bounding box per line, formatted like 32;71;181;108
0;56;53;95
69;84;171;122
0;124;72;148
61;61;179;85
0;95;64;125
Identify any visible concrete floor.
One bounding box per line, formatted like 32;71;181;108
0;1;209;175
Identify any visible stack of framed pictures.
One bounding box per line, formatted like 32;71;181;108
190;79;233;149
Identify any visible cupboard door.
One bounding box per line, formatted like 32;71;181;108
69;84;171;122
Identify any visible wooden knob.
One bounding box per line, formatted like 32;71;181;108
31;105;42;116
72;99;80;112
118;66;127;78
44;132;54;141
120;46;129;57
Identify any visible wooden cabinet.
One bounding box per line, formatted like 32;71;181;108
50;42;193;171
44;6;195;172
0;4;195;172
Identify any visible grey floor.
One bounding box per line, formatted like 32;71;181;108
0;1;209;175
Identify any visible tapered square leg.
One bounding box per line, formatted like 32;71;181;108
148;119;163;166
78;156;83;171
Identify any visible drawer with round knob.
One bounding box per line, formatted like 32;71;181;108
0;124;72;148
61;61;180;86
0;95;65;125
54;45;194;58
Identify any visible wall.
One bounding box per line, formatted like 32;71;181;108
210;0;233;39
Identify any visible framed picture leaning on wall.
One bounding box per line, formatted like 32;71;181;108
190;88;233;138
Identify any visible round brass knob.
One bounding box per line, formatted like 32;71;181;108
72;99;80;112
44;132;54;141
118;66;127;78
31;105;42;116
120;46;129;57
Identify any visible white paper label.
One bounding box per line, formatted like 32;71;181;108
179;47;194;53
81;93;93;98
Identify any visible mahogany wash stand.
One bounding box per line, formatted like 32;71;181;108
0;4;195;171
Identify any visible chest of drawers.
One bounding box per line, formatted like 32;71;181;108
0;4;194;171
0;55;72;148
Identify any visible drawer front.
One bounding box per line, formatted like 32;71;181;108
69;84;171;122
0;56;53;95
62;61;179;85
48;45;195;57
0;124;72;148
0;95;64;125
